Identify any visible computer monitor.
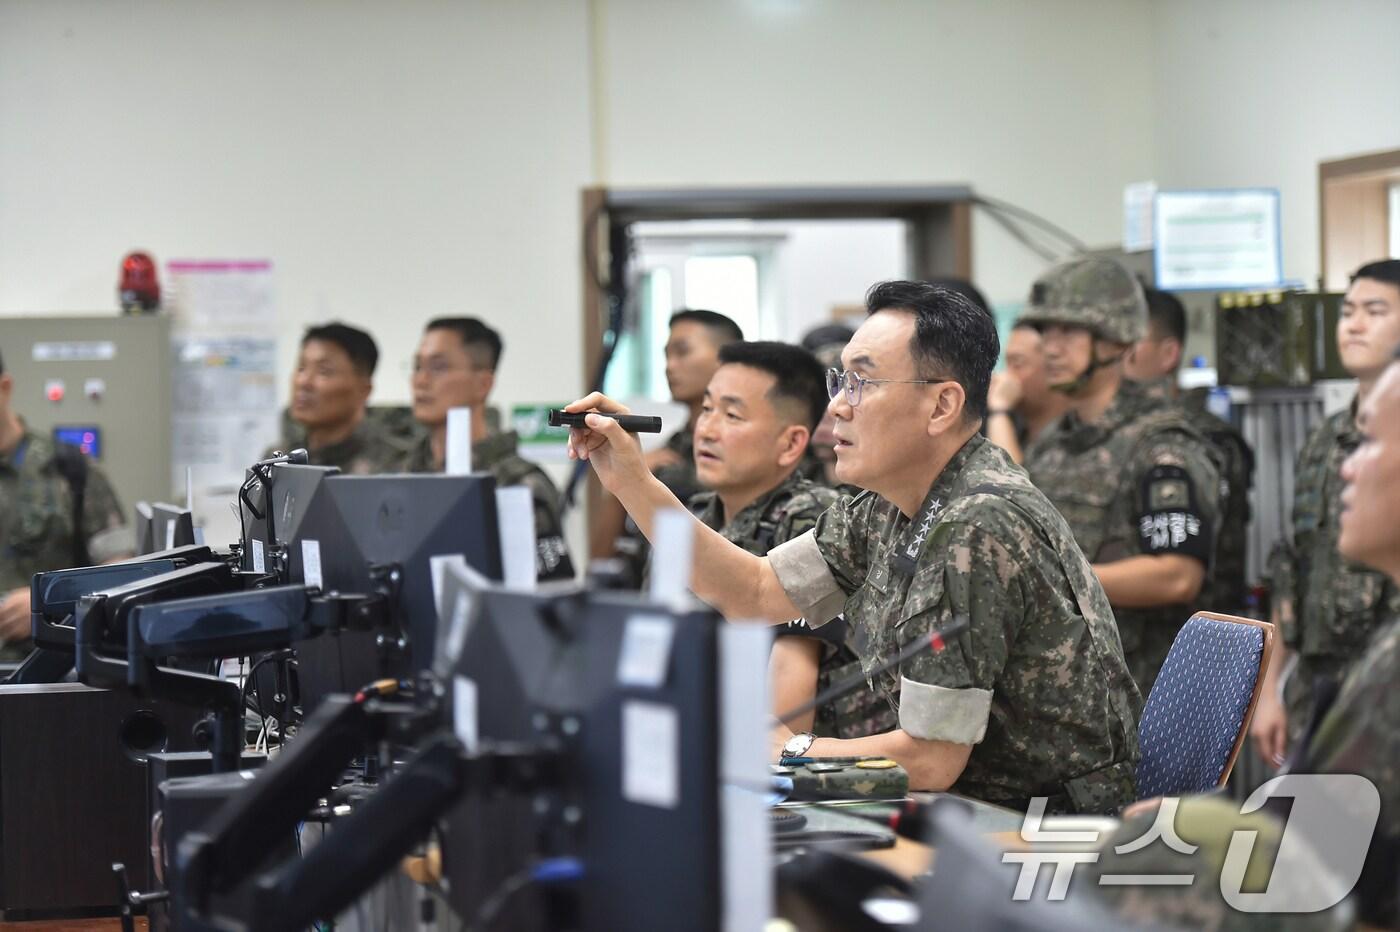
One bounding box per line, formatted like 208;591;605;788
135;502;156;555
151;503;196;553
238;464;339;576
287;474;504;716
74;562;240;666
440;579;769;932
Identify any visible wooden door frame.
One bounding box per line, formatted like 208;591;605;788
577;184;976;557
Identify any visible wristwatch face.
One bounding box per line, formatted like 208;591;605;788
782;733;814;759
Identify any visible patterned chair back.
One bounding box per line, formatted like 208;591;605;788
1135;612;1276;800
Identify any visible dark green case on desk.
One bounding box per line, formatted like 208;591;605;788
773;756;909;801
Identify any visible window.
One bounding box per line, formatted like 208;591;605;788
683;255;760;341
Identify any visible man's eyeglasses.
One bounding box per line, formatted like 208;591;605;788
825;368;948;407
411;359;489;379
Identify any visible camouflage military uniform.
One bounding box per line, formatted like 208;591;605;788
1085;794;1355;931
264;418;411;476
1269;404;1400;739
1300;614;1400;927
1136;378;1255;614
768;434;1142;813
654;424;700;504
402;430;574;582
1026;379;1222;698
691;471;895;740
1;427;129;658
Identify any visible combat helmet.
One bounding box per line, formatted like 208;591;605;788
1020;256;1147;345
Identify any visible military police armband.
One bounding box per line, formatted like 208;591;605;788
1136;464;1211;563
536;535;575;582
777;615;848;648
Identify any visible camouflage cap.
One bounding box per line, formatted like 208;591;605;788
1020;257;1147;345
1084;795;1355;931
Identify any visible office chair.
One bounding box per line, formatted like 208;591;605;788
1135;612;1276;800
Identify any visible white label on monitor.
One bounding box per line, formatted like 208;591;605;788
495;485;536;590
301;539;323;590
429;554;469;620
453;675;479;753
251;538;266;574
165;520;177;551
622;700;679;809
648;508;694;603
719;624;775;931
444;590;472;664
445;407;472;476
617;615;674;688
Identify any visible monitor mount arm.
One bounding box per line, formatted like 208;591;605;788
175;694;561;932
14;545;225;685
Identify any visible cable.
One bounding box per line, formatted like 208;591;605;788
470;858;583;932
972;193;1090;253
562;203;634;514
976;202;1062;262
240;650;293;719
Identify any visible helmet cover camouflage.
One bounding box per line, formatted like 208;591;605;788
1020;257;1148;345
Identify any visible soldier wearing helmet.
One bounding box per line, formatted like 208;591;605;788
1021;257;1222;697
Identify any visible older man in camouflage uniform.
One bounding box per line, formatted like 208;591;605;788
683;340;893;740
1022;258;1222;699
403;317;573;582
1253;259;1400;765
0;351;128;659
265;323;410;475
565;281;1140;813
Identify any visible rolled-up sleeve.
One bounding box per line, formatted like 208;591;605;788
898;678;992;743
768;492;875;628
769;531;846;628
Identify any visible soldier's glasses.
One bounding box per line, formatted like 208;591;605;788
825;368;948;407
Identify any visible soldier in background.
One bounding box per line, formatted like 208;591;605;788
1124;287;1255;614
403;317;574;582
1094;348;1400;931
566;281;1140;811
265;323;407;474
1253;258;1400;765
684;340;892;739
984;321;1070;464
1022;258;1221;698
595;309;743;584
0;349;129;659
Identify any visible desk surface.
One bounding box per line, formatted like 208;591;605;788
787;793;1116;882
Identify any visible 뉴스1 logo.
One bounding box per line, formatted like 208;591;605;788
1001;774;1380;913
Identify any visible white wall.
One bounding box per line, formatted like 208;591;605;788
1151;0;1400;288
0;0;594;409
773;221;908;339
597;0;1158;304
7;0;1394;394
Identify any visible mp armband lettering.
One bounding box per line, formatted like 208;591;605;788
1137;465;1210;562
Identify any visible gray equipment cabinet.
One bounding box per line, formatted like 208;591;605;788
0;314;173;511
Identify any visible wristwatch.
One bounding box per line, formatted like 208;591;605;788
780;732;817;761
